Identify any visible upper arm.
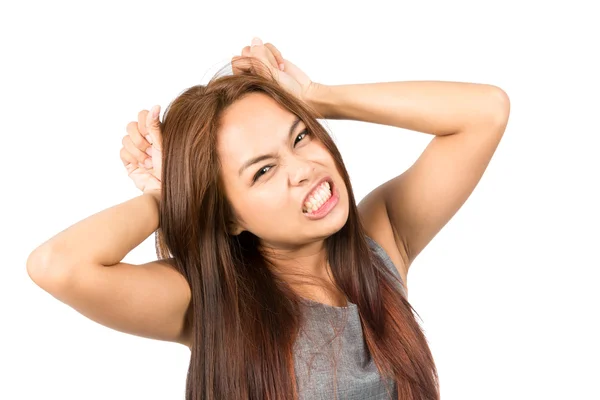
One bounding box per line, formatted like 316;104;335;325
360;91;510;271
359;186;410;290
27;253;192;348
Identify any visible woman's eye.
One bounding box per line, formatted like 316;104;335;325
253;165;272;182
294;129;310;146
252;130;310;183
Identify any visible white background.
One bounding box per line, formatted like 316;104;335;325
2;1;598;399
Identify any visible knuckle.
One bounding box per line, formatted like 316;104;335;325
120;147;133;163
138;110;149;134
266;43;280;55
134;149;147;163
130;134;144;149
126;121;138;134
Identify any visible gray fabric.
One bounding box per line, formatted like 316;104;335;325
292;235;406;399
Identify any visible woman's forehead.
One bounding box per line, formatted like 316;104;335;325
217;94;301;171
220;93;295;134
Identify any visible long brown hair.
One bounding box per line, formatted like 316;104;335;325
153;59;439;400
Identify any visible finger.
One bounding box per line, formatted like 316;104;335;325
124;162;139;175
122;134;152;167
278;58;305;79
264;43;285;70
250;37;262;48
119;146;140;169
136;110;153;153
249;38;278;71
145;105;163;151
126;120;151;154
261;46;279;71
137;110;149;137
123;121;152;163
238;46;259;74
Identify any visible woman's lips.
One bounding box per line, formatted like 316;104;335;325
303;184;339;220
302;178;333;212
301;176;333;210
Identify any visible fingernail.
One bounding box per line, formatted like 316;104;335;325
279;63;285;71
251;37;262;47
145;134;152;144
151;105;159;119
145;147;152;156
144;158;153;169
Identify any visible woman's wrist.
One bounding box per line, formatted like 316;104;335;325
303;82;332;119
143;189;161;206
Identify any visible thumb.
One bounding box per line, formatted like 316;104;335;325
145;105;163;151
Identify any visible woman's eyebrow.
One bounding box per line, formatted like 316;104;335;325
237;117;302;176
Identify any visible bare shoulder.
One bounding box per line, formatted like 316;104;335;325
357;185;410;292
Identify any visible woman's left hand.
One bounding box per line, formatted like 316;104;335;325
232;38;319;107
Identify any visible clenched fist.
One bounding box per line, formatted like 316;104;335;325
120;105;163;196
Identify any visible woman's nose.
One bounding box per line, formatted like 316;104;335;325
288;159;314;186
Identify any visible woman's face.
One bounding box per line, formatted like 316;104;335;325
217;92;349;249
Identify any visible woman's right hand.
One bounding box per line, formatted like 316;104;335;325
120;105;163;195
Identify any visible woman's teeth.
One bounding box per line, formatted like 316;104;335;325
303;181;332;214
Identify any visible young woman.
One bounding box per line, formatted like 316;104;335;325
27;38;510;399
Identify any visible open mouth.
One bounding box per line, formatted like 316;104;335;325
302;179;334;214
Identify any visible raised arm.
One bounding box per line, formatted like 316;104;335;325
26;192;192;347
308;81;510;284
27;104;192;347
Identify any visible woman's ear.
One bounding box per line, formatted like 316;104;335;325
226;206;245;235
228;221;244;236
227;214;245;235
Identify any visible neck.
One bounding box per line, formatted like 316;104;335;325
258;238;345;304
259;238;329;276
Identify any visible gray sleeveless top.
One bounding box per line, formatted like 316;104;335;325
292;236;407;399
